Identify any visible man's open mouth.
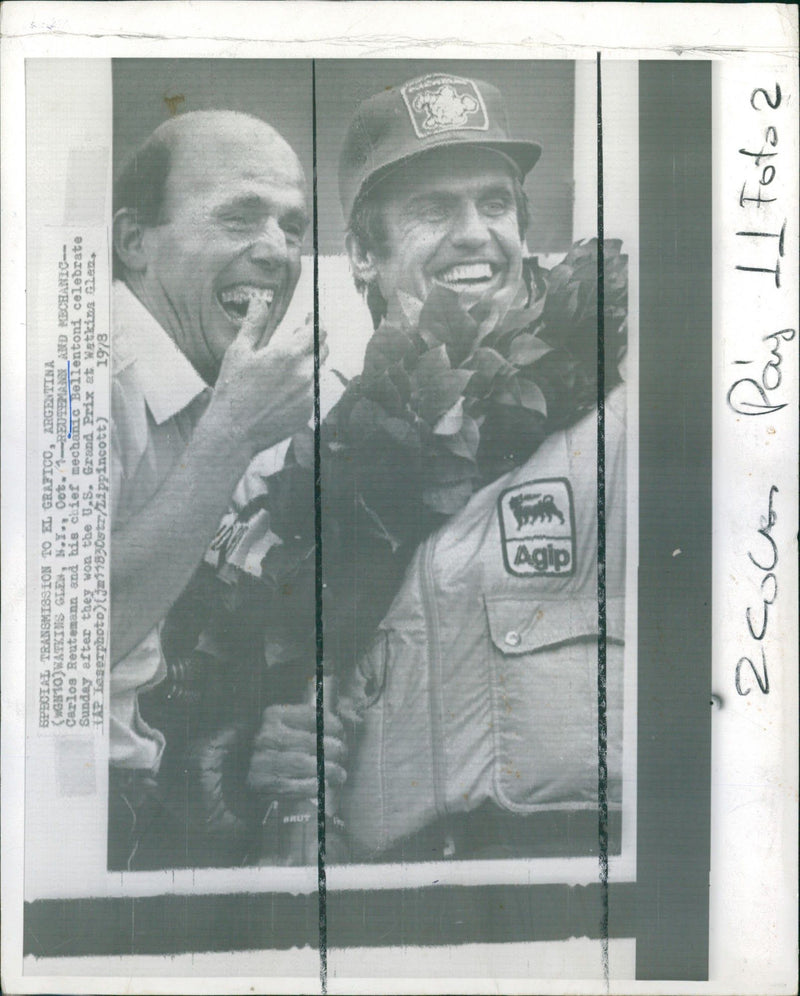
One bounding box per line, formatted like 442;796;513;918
434;262;498;290
217;285;275;325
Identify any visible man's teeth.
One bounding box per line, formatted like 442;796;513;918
220;286;275;306
219;286;275;320
437;263;494;285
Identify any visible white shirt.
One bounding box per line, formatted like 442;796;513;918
110;282;211;772
109;277;352;771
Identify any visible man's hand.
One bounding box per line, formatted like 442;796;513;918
111;301;328;664
246;701;347;799
206;299;329;457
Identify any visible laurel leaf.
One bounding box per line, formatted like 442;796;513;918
433;397;464;436
410;345;474;423
439;414;480;461
508;332;552;367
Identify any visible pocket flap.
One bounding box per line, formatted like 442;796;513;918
484;595;625;655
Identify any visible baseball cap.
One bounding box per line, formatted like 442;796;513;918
338;72;542;223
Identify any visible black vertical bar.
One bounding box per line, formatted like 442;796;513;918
637;61;712;980
594;51;610;990
311;58;328;994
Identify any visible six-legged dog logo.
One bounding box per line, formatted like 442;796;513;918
508;492;565;529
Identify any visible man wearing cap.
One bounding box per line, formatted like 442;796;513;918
339;72;541;330
337;73;627;861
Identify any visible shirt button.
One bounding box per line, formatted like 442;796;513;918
504;630;521;648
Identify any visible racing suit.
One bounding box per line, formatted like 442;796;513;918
342;384;627;860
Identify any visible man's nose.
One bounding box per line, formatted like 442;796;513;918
248;217;288;265
449;201;491;248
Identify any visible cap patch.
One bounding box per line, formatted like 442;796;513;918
401;74;489;139
498;478;576;578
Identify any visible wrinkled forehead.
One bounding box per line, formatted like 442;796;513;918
378;146;519;201
165;121;306;206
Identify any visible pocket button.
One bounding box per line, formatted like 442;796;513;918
504;630;522;648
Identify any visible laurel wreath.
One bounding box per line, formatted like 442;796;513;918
167;238;628;694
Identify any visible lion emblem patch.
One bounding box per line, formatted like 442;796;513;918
401;74;489;138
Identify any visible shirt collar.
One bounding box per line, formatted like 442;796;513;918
113;281;210;425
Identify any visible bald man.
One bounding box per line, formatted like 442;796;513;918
109;111;329;865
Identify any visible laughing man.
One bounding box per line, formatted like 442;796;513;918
338;74;628;861
109;110;331;866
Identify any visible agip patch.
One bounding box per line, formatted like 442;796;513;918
401;74;489;139
498;478;576;578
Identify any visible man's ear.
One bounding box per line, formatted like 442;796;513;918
345;232;378;285
113;208;149;273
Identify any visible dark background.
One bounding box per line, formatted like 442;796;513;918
112;59;575;255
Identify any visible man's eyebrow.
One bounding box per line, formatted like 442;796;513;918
404;190;459;211
214;194;268;213
212;196;309;233
404;181;515;210
407;189;455;203
214;194;307;218
477;182;515;200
